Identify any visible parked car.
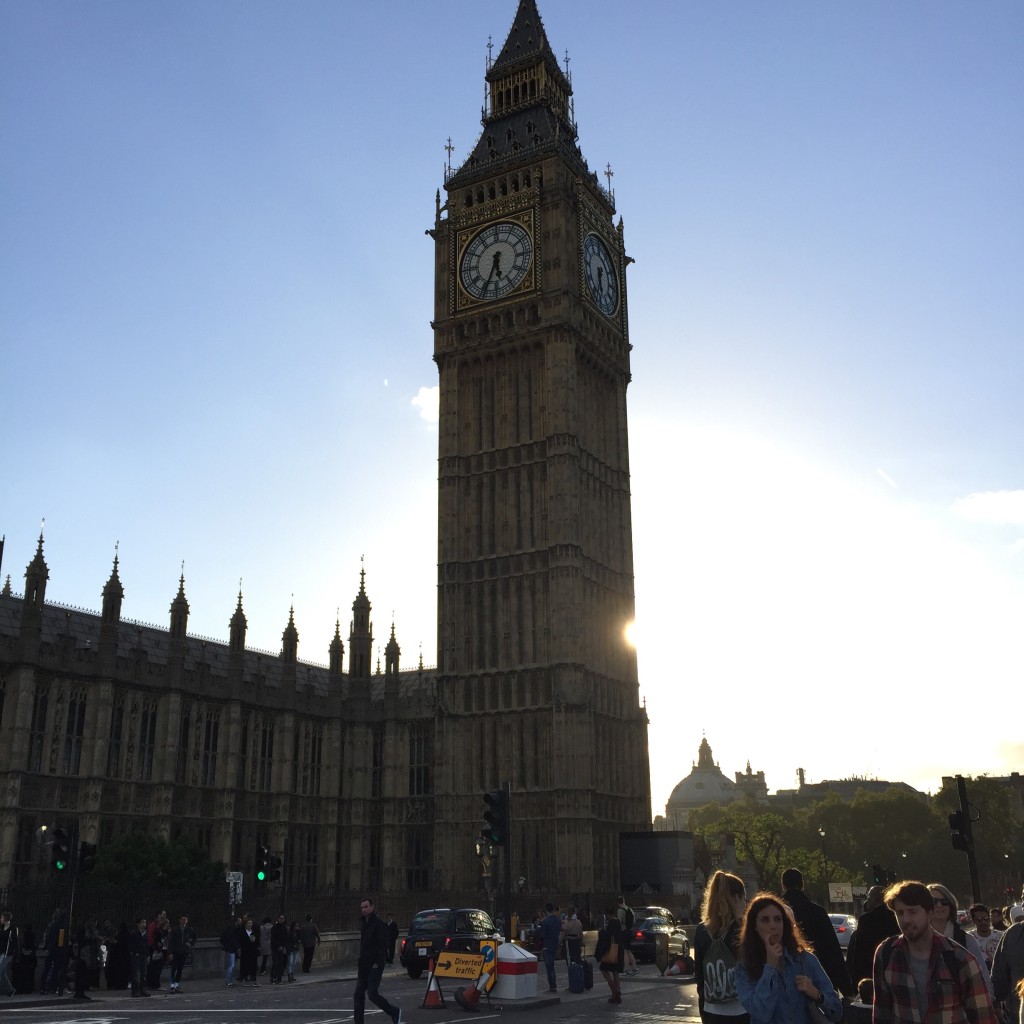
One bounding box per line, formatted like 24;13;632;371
399;907;501;979
829;913;857;949
630;916;690;963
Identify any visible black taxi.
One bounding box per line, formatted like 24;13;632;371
399;907;501;979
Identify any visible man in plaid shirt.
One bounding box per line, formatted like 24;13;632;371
873;881;996;1024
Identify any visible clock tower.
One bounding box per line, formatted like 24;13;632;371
430;0;651;893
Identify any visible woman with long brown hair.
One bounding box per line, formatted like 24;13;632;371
733;893;842;1024
695;870;750;1024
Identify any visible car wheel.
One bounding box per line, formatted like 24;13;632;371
407;965;424;980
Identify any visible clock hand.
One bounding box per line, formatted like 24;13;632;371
484;263;498;294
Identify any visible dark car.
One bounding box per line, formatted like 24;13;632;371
399;907;501;979
630;916;689;963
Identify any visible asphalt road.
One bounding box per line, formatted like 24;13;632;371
2;958;700;1024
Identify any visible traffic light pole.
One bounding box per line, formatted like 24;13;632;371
501;780;512;943
955;775;982;904
59;821;81;997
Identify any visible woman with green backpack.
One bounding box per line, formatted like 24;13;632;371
696;871;750;1024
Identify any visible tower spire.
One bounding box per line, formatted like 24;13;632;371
169;566;189;641
349;563;373;679
281;602;298;664
101;545;124;625
229;582;247;654
328;612;345;677
385;618;400;678
20;528;50;645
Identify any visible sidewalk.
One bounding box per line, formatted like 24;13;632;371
0;956;694;1013
0;961;363;1012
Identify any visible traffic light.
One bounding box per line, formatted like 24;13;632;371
79;840;97;874
268;853;282;884
948;811;971;852
50;828;71;873
255;843;270;889
482;787;509;846
872;864;885;885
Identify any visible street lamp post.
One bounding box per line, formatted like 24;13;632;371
818;827;828;905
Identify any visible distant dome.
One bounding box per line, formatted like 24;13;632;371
665;738;739;825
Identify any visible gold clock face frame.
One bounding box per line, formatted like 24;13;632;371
456;214;536;308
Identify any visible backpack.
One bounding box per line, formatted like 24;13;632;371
703;930;739;1004
622;905;635;930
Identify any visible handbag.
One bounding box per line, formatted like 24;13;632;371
600;940;619;967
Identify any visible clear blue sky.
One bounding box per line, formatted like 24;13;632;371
3;1;1022;819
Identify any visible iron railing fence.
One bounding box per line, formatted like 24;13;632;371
0;882;614;940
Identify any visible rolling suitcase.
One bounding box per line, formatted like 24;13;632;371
582;959;594;990
567;959;585;993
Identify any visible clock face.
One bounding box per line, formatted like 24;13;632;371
460;222;533;300
583;232;618;316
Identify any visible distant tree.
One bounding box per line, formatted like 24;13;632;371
684;779;1021;907
694;809;790;891
85;832;225;888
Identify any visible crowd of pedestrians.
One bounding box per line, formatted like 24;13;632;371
686;869;1024;1024
0;905;196;999
219;913;319;987
3;876;1021;1022
0;895;337;1002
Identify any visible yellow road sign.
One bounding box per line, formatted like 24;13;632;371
479;941;498;992
434;951;484;980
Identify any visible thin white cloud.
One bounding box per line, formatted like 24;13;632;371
952;490;1024;527
411;385;439;424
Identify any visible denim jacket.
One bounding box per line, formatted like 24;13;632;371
735;949;844;1024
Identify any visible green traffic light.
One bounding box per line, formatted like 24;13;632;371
257;870;266;881
55;859;66;871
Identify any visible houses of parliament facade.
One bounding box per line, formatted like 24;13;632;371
0;0;652;897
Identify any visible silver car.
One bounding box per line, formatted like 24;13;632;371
829;913;857;949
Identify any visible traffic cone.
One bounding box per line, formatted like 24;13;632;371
422;962;444;1009
455;968;491;1012
454;984;481;1012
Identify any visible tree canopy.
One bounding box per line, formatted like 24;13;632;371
687;777;1020;907
85;833;225;888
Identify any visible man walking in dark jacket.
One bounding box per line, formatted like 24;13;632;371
129;917;151;998
270;914;289;985
536;904;562;992
781;867;854;997
847;885;900;986
168;915;195;993
354;897;401;1024
220;916;241;987
299;915;320;974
